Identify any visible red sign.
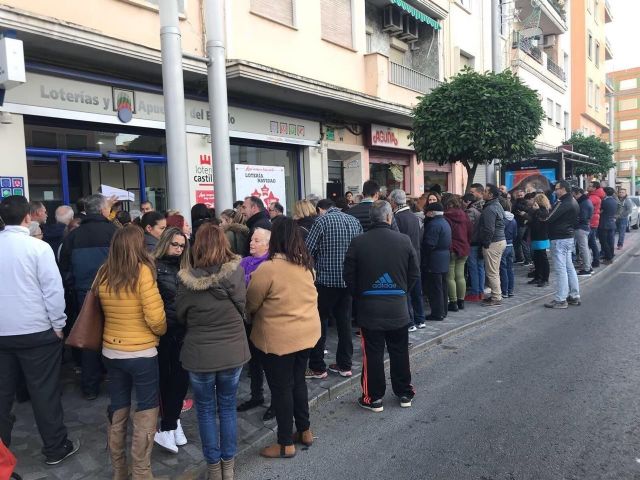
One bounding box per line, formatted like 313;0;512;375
195;190;215;208
199;154;212;165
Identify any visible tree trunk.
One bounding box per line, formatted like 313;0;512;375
464;161;479;192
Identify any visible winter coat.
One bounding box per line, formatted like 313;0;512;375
42;222;66;257
504;211;517;246
618;197;634;219
588;188;605;228
348;199;399;232
547;192;579;240
576;195;594;232
394;206;422;261
478;197;506;248
99;264;167;352
176;256;250;372
444;208;472;258
296;215;316;240
156;255;182;331
421;214;452;274
246;255;321;355
599;196;617;230
343;223;419;331
527;208;549;242
512;198;529;227
59;214;117;301
144;233;158;252
223;223;249;255
465;205;482;246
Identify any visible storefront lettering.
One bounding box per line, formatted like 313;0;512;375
193;165;213;183
137;100;165;115
189;107;236;125
40;85;101;107
372;129;398;146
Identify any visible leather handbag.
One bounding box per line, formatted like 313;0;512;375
66;278;105;352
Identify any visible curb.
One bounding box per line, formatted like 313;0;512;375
193;235;640;473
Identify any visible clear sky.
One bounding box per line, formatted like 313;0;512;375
606;0;640;72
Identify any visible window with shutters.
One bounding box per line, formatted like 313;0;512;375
321;0;354;49
250;0;295;28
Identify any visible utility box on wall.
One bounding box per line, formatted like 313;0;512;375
0;37;26;89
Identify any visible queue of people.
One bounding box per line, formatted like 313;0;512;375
0;175;630;479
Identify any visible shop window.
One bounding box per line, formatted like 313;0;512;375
26;157;63;219
369;163;405;195
423;171;448;192
31;130;58;149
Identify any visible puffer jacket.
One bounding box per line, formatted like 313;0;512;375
99;263;167;351
465;205;482;246
588;188;605;228
478;197;505;248
156;255;181;330
223;223;249;255
176;256;250;373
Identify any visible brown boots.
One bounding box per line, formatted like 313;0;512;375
131;407;159;480
292;429;314;447
108;407;130;480
221;458;235;480
206;462;222;480
259;443;296;458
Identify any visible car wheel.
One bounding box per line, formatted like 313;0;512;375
634;216;639;230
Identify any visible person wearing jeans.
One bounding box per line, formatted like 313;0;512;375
544;181;581;309
587;181;605;268
616;189;634;249
463;194;484;301
598;187;618;263
500;206;517;297
176;224;250;479
572;188;594;276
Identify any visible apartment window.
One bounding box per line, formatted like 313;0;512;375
620;140;638;150
587;33;593;60
564;111;570;140
619;98;639;110
588;79;594;106
620;119;638;131
459;52;475;71
595;86;600;111
546;99;554;125
595;42;600;67
321;0;353;49
620;78;639;90
555;103;562;127
250;0;295;27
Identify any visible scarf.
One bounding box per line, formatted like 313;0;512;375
240;253;269;286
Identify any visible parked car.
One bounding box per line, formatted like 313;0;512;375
627;196;640;231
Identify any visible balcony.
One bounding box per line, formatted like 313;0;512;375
605;0;613;23
546;57;566;82
605;37;613;60
389;61;441;94
518;41;543;64
516;0;568;35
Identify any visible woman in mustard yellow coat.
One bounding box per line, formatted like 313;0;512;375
97;225;166;480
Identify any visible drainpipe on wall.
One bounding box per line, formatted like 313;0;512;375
487;0;502;185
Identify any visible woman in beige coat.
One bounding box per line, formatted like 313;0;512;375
246;217;320;459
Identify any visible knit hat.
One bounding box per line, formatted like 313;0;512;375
426;202;444;212
166;214;185;230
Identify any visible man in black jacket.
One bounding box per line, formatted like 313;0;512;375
59;194;117;399
598;187;617;263
348;180;398;232
389;189;425;330
544;180;581;309
344;201;419;413
421;203;452;320
512;189;532;265
241;196;271;255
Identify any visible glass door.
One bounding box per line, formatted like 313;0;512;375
26;156;63;224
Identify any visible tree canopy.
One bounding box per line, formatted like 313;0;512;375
564;132;614;176
411;68;544;191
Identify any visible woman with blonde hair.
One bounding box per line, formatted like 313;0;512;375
176;224;249;480
292;199;317;238
527;193;551;287
220;208;249;255
97;225;167;480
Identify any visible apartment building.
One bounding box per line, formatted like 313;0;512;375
0;0;459;216
570;0;612;138
609;67;640;192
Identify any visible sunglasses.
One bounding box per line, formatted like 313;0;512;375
170;242;186;249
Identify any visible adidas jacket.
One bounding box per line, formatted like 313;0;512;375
343;223;419;331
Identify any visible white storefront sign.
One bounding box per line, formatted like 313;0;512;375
370;124;413;150
234;164;286;210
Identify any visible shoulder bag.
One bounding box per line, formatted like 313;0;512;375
66;275;105;352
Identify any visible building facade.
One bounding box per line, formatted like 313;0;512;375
0;0;462;217
609;67;640;192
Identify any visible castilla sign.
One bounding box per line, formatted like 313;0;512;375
370;124;413;151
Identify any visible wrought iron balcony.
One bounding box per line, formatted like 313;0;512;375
518;42;543;64
546;57;566;82
389;61;442;94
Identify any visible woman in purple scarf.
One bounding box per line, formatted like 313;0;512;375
237;227;275;420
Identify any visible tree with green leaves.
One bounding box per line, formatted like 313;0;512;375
564;132;614;176
411;68;544;191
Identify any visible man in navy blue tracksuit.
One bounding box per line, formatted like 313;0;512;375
344;201;419;413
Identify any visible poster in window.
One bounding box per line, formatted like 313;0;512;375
234;164;286;210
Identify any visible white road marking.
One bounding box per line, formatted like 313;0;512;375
621;272;640;275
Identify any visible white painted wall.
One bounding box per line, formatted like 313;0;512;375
0;114;28;198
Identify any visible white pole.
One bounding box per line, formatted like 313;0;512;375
632;155;637;196
159;0;191;216
204;0;233;212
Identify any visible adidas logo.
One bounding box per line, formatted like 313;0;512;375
372;273;397;289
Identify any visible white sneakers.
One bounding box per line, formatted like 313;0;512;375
154;420;188;453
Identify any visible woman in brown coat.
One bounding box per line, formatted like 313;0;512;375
246;217;321;459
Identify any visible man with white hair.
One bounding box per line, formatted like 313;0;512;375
388;189;425;330
43;205;74;254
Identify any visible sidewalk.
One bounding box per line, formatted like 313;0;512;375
11;231;639;480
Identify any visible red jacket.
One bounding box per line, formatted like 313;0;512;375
444;208;472;258
588;188;605;228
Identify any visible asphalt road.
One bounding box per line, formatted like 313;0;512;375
236;250;640;480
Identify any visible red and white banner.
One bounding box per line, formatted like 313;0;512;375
234;164;286;211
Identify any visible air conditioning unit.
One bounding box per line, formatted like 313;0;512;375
383;5;403;34
543;35;557;48
399;15;419;41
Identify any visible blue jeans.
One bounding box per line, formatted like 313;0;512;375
500;245;515;296
550;239;580;302
616;217;628;247
102;356;159;414
467;246;485;295
189;367;242;464
407;276;426;326
588;227;600;267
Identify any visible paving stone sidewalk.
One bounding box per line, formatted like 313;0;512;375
10;231;638;480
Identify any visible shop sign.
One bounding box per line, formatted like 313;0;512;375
0;176;24;197
370;124;413;151
234;164;286;211
5;73;320;146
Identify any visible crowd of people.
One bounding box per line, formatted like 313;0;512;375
0;176;632;479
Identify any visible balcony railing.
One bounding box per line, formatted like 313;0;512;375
518;42;542;64
389;61;442;94
546;57;566;82
548;0;567;20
